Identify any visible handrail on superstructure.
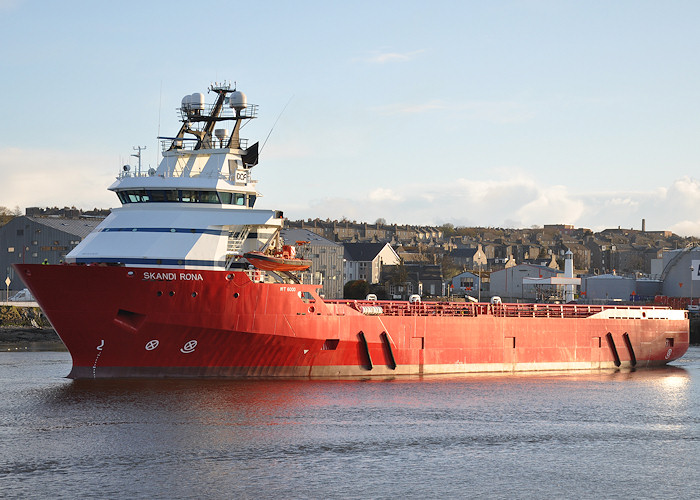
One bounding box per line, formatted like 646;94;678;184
160;137;249;153
178;102;258;122
117;170;239;181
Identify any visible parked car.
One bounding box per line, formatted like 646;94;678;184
9;288;34;302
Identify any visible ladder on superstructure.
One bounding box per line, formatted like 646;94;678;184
224;227;251;270
227;227;251;255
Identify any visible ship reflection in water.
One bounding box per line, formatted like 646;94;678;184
1;348;699;498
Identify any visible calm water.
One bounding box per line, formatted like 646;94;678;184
1;349;699;499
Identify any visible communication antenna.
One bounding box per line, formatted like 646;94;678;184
260;95;293;154
157;80;162;166
131;146;147;175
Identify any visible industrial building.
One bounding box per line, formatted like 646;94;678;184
1;216;102;295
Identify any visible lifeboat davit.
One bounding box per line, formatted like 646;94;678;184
244;244;311;272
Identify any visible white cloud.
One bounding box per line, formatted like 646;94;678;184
0;147;117;211
287;175;700;237
670;220;700;236
516;185;586;223
368;188;402;202
668;176;700;207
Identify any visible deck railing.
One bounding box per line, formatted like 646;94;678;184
324;299;671;319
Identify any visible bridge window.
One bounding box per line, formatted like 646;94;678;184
180;190;199;203
217;191;256;207
149;190;179;202
200;191;220;203
117;189;256;206
126;190;149;203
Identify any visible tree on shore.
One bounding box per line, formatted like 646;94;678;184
344;280;370;299
441;255;461;280
0;206;21;226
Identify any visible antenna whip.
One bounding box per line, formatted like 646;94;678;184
260;95;293;154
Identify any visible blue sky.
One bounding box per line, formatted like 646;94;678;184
2;0;700;234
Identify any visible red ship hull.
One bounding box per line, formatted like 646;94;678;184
14;264;690;379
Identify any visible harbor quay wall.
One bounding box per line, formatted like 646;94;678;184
0;305;63;350
0;304;48;326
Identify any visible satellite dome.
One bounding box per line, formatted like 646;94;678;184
189;93;205;111
228;90;247;110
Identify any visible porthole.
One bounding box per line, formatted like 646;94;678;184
157;291;163;296
191;292;198;298
169;291;175;297
233;292;240;298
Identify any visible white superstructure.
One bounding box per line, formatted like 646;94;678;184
67;83;284;270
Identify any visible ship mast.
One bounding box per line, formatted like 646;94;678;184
168;82;258;159
131;145;146;175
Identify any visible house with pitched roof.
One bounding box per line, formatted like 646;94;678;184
448;244;488;269
343;242;400;284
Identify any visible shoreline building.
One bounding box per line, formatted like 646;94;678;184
1;215;102;293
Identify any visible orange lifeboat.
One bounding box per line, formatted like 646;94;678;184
244;244;311;272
